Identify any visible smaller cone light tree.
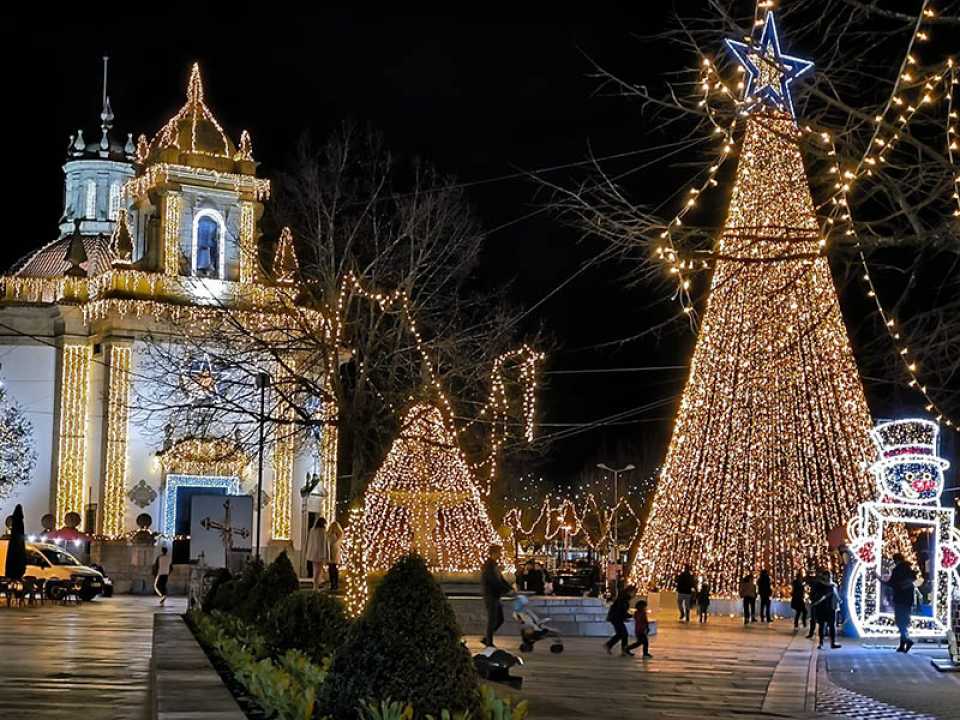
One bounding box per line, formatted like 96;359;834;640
355;402;501;576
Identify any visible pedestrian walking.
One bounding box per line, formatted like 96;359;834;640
758;569;773;623
810;570;842;649
675;564;696;622
791;572;808;630
739;574;757;624
697;580;711;623
804;567;819;639
626;598;653;658
305;516;330;590
327;520;343;592
605;585;635;656
481;544;513;647
152;545;172;605
887;553;918;653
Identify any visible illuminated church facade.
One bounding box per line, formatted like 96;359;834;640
0;64;337;562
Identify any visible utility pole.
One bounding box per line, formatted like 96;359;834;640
255;372;271;560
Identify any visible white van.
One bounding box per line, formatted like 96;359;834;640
0;540;107;601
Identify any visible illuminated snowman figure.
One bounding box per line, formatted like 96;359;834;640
846;418;960;638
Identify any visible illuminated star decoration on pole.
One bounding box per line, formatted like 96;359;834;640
725;11;814;121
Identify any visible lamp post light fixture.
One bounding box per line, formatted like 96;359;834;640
596;463;635;557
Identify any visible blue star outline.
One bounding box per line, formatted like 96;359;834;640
725;12;814;121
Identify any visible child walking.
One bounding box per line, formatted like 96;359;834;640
626;599;653;658
697;581;711;623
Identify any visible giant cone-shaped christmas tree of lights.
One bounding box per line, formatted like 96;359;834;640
634;13;877;596
359;402;500;574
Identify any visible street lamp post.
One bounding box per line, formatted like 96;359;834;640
596;463;635;559
255;372;271;560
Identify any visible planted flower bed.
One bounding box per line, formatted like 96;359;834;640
189;552;528;720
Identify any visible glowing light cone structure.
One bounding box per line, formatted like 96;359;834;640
354;402;501;575
633;39;879;596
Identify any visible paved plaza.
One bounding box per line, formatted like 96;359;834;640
0;595;185;720
1;596;959;719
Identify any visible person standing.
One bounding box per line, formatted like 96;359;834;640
791;572;808;630
605;585;635;656
758;569;773;623
3;504;26;582
327;520;343;592
305;517;330;590
153;546;172;605
697;579;711;623
804;567;819;639
481;544;513;647
675;564;696;623
888;553;918;653
627;598;653;658
739;574;757;624
810;570;842;649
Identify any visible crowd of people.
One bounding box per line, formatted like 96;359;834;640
599;554;922;658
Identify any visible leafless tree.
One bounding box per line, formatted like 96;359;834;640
546;0;960;414
134;125;543;507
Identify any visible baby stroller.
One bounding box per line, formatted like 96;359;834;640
513;595;564;653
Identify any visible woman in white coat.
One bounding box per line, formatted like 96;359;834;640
305;517;330;590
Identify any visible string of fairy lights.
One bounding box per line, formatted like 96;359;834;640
335;273;543;496
101;345;132;538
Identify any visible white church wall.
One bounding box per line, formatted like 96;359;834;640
126;340;165;532
0;344;57;534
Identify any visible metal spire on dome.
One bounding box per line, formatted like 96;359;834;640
99;56;114;156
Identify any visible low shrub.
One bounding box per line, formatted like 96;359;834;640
241;552;299;622
201;568;233;613
266;590;349;663
320;554;481;719
207;557;265;615
191;610;324;720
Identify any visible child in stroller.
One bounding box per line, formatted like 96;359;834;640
513;594;564;653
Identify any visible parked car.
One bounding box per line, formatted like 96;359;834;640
0;540;108;601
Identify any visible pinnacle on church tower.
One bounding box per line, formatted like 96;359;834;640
272;227;299;284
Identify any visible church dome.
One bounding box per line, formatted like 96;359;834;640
144;63;246;173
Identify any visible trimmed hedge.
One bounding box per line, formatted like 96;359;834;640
266;590;349;664
320;554;481;719
241;552;299;622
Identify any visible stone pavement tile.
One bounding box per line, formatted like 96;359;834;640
470;615;807;719
0;595;185;720
820;641;960;720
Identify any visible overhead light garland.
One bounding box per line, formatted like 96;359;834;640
634;11;881;597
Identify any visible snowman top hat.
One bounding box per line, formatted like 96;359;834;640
870;418;950;469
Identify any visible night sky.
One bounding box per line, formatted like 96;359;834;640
1;10;947;486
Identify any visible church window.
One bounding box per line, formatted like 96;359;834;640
108;181;121;220
192;209;225;279
84;179;97;219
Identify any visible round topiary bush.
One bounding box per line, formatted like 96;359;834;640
266;590;349;663
320;554;481;719
207;556;263;615
242;551;299;621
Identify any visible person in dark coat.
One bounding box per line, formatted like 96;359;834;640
4;504;27;581
757;569;773;623
604;585;636;656
810;570;842;649
675;564;696;622
739;574;757;624
790;572;808;629
481;544;513;647
887;553;918;653
803;568;819;639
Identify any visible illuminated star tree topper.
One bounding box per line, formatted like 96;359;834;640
725;11;814;120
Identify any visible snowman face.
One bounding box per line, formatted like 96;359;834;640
876;459;943;504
